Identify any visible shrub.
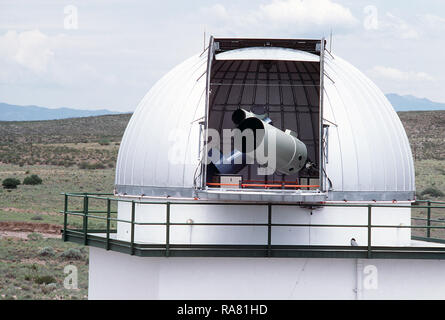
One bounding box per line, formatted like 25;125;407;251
421;187;445;198
38;247;55;257
42;283;57;293
23;174;43;185
2;178;21;189
98;139;110;146
60;248;84;260
78;161;88;169
27;233;43;241
415;192;424;200
90;163;105;169
63;161;74;167
78;162;105;170
34;275;56;285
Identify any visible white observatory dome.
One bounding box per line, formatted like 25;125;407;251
115;42;415;202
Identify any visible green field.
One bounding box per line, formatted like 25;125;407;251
0;164;115;224
0;111;444;299
0;235;88;300
0;164;116;300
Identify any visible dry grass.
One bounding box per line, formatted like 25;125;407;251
0;114;129;167
398;111;445;160
0;235;88;300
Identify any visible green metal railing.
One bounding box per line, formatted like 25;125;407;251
411;199;445;243
60;192;445;259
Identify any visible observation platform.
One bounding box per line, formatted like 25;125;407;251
61;193;445;260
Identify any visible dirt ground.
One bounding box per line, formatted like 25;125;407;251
0;221;61;239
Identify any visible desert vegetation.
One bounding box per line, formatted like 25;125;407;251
2;178;21;189
0;234;88;299
0;114;131;168
23;175;43;186
398;111;445;161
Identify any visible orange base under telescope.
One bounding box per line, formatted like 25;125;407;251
207;182;320;189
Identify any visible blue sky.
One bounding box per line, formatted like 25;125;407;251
0;0;444;112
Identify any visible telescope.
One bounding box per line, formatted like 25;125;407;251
211;108;308;175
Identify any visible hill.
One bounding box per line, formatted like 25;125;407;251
397;111;445;160
386;94;445;112
0;113;132;145
2;93;443;120
0;111;443;167
0;102;121;121
0;113;132;167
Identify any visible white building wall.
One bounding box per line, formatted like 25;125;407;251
116;201;411;246
89;247;445;300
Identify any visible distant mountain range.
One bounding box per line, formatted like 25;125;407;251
0;102;121;121
385;93;445;112
1;93;444;121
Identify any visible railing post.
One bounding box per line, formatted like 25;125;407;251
130;201;135;255
83;194;89;246
427;200;431;238
267;204;272;257
367;205;372;259
63;194;68;242
166;202;170;257
106;198;111;251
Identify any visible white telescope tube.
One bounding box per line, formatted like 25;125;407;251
235;117;307;175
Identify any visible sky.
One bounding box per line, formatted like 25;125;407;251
0;0;444;112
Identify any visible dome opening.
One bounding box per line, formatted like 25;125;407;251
206;56;321;190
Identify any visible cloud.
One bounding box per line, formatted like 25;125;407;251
383;13;419;39
371;12;445;40
0;30;54;73
258;0;358;31
370;66;434;82
201;4;229;21
417;13;445;28
415;13;445;38
199;0;359;37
